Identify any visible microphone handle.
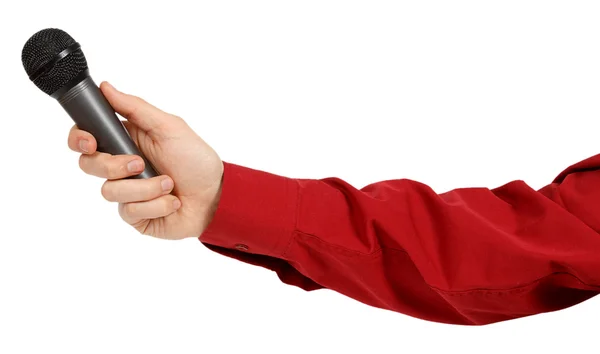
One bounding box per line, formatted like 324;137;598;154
54;72;158;179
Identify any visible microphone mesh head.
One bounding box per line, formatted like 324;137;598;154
21;28;88;95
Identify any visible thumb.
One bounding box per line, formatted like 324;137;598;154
100;81;174;134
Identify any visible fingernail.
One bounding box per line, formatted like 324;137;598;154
79;140;89;152
173;199;181;210
105;81;116;91
161;178;174;191
127;159;143;172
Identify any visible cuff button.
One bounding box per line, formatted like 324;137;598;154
235;244;249;251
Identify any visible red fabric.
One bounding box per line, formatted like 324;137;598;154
199;155;600;325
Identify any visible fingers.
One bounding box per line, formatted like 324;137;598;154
79;153;145;179
67;125;97;154
119;194;182;225
72;124;147;179
99;81;178;134
101;175;174;203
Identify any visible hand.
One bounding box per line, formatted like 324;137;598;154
67;82;224;240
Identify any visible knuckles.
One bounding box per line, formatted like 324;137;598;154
78;154;122;179
105;159;121;179
162;198;173;214
100;181;115;201
123;202;138;216
100;178;163;204
78;154;88;172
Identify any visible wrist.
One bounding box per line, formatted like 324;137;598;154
205;177;223;229
198;163;224;236
199;162;299;257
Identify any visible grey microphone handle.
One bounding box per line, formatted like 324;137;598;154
54;72;158;179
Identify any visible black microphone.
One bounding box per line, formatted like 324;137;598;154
21;28;158;179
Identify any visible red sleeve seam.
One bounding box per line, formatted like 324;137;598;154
280;179;302;257
433;271;600;296
287;231;600;294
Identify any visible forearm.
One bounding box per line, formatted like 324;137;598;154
200;156;600;325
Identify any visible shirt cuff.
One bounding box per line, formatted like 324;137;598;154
199;162;299;258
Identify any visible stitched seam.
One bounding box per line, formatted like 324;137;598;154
295;230;385;257
282;179;302;258
434;271;600;295
292;230;600;294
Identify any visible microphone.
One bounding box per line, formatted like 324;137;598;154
21;28;158;179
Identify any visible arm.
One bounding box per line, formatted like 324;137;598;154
66;83;600;326
200;155;600;325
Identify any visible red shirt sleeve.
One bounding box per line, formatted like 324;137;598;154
199;156;600;325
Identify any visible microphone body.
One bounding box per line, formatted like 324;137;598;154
21;28;158;179
52;70;158;179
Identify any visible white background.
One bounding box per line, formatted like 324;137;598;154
1;1;600;353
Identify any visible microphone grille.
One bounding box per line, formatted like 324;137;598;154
21;28;88;96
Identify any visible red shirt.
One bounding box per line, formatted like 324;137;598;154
199;154;600;325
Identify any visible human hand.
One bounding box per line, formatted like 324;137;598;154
67;82;224;240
